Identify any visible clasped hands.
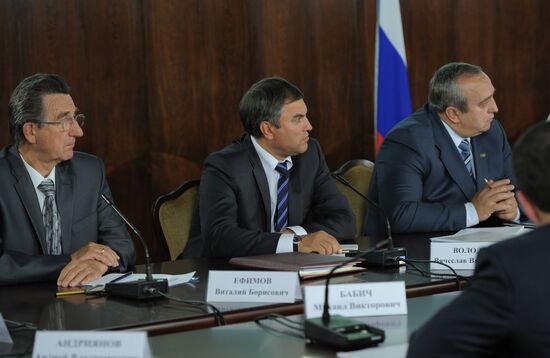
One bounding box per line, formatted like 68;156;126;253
472;178;518;222
57;242;120;287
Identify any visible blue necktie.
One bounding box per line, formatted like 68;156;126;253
459;139;474;178
38;179;62;255
274;162;289;232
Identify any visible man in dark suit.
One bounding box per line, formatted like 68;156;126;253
182;77;355;258
0;73;135;287
407;121;550;357
365;62;518;235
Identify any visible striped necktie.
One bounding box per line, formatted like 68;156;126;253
274;161;289;232
458;139;474;178
37;179;62;255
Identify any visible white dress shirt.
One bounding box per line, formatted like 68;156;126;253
20;153;56;212
250;136;307;253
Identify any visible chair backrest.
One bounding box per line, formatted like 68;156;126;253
153;180;200;261
333;159;375;237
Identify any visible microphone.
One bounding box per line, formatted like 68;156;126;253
304;249;386;350
101;194;168;299
332;173;406;267
305;174;403;350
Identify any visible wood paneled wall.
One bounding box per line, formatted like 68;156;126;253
1;0;548;262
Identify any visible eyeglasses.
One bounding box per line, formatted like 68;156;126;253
35;114;85;132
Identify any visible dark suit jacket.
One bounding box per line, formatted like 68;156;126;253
365;104;516;235
182;134;355;258
407;224;550;357
0;145;135;285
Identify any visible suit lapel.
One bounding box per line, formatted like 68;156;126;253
243;136;272;230
287;156;301;226
471;137;489;191
7;146;48;253
432;116;476;199
56;162;74;254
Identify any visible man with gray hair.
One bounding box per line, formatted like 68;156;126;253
181;77;355;258
0;73;135;286
365;62;518;235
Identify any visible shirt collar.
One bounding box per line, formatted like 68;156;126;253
250;136;293;171
19;152;56;189
440;119;470;148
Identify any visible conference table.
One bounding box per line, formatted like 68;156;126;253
1;232;467;356
149;292;461;358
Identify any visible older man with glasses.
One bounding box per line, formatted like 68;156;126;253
0;73;135;287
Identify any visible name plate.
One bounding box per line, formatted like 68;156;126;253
32;331;150;358
304;281;407;318
430;241;493;270
430;228;520;270
206;270;299;303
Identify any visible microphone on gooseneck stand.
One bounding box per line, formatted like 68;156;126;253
304;245;386;350
304;174;403;350
331;173;406;267
101;194;168;300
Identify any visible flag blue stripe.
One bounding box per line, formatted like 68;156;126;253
377;27;412;138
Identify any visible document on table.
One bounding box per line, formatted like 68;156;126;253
430;226;527;243
83;271;196;288
340;244;359;252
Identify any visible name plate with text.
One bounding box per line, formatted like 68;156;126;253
32;331;150;358
430;241;493;270
430;228;522;270
304;281;407;318
206;270;299;303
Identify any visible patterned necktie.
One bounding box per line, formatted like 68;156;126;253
274;161;289;232
37;179;62;255
458;139;474;178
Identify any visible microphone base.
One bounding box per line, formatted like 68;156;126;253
360;248;407;268
105;279;168;300
305;315;385;351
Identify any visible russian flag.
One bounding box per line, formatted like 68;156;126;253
375;0;412;153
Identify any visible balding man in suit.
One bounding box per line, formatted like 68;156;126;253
365;62;519;236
